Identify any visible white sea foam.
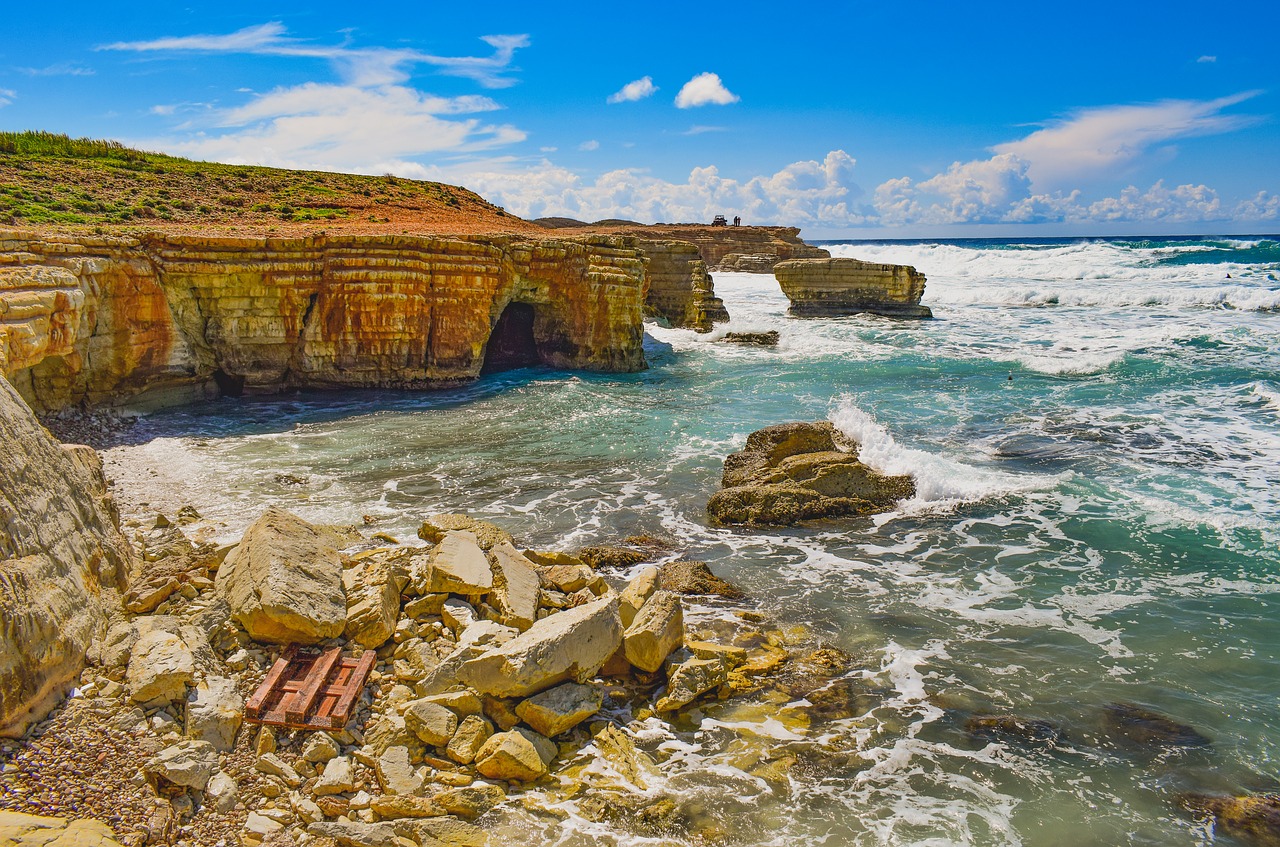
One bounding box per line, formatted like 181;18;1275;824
1251;381;1280;412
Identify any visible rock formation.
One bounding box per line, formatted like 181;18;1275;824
0;374;132;736
0;230;649;413
774;257;932;318
547;224;830;272
636;239;728;332
707;421;915;526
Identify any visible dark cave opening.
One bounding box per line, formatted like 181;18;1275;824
482;302;541;374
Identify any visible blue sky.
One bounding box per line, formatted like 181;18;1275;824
3;1;1278;237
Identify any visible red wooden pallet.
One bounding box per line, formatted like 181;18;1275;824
244;646;376;731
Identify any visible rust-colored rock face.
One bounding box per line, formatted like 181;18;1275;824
774;257;932;319
635;239;728;332
0;230;648;411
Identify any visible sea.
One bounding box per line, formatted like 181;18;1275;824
101;235;1280;846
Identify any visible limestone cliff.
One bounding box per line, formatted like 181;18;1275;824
0;374;133;736
580;225;830;272
774;257;932;319
0;231;648;412
636;240;728;332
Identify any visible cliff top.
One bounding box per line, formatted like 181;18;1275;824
0;131;543;237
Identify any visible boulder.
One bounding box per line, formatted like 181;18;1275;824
618;566;659;628
215;507;346;644
374;745;423;795
707;422;914;526
369;794;445;819
0;376;132;737
390;817;487;847
1102;702;1211;748
721;330;780;345
143;740;218;791
774;257;932;318
623;591;684;673
577;546;648;569
306;821;400;847
458;596;622;697
446;715;493;764
127;630;195;706
515;682;602;737
343;556;409;649
0;812;123;846
301;731;340;763
431;783;507;820
488;542;541;631
313;756;356;795
474;728;556;782
419;531;492;596
418;514;513;550
656;657;730;712
659;560;745;599
1178;793;1280;846
205;772;240;813
184;676;243;751
404;699;459;747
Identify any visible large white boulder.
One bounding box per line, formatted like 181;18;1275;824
623;590;684;673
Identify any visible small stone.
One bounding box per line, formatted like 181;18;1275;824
515;682;602;738
446;715;493;764
245;811;284;836
313;756;356;795
656;657;729;712
441;598;477;633
302;730;341;763
255;752;304;788
206;771;240;813
254;725;278;755
144;740;218;791
375;745;424;795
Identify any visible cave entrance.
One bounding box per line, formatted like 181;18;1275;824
482;302;542;374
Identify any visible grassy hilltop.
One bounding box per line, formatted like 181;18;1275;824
0;131;539;236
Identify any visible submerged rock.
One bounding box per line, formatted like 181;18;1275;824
966;714;1062;746
707;421;915;526
1103;702;1211;749
659;560;745;599
578;545;649;569
721;331;780;345
1178;793;1280;846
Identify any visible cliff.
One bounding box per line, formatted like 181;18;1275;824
0;230;649;412
0;374;133;736
636;239;729;332
774;257;932;319
550;224;830;272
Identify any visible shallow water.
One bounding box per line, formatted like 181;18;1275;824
103;236;1280;845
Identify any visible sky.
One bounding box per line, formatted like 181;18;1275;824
2;0;1278;238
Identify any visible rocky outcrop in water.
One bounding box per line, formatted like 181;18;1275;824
707;421;915;526
0;374;132;737
636;239;728;332
0;230;649;412
774;257;932;318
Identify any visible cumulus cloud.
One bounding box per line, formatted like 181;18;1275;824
675;72;739;108
607;76;657;104
1082;181;1225;223
154;84;523;172
452;150;870;226
0;89;14;108
101;23;530;88
1235;191;1280;221
993;92;1262;189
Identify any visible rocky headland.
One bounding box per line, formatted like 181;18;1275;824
774;257;932;318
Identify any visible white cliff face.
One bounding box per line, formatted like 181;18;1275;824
0;374;133;736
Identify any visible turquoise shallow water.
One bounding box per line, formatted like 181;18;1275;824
103;236;1280;845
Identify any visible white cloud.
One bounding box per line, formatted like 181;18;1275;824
17;63;95;77
452;149;870;226
1235;191;1280;221
539;146;558;153
674;72;739;108
0;89;14;108
1197;55;1217;63
873;154;1033;225
684;125;727;135
578;139;600;151
607;76;657;104
993;92;1261;189
100;23;529;89
154;84;524;171
1081;181;1225;223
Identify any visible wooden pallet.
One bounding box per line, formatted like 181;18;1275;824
244;646;376;731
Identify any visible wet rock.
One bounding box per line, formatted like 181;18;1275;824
306;820;400;847
143;740;218;791
391;816;487;846
1178;793;1280;846
475;727;556;782
458;596;622;697
419;531;493;596
685;640;747;667
1103;702;1211;748
515;682;603;737
577;545;649;569
488;542;542;631
405;699;459;747
721;331;780;345
966;714;1062;745
659;560;746;600
623;591;684;673
707;421;915;526
418;514;514;550
591;723;658;789
184;676;243;751
523;550;584;567
432;783;507;820
656;657;729;712
215;507;347;643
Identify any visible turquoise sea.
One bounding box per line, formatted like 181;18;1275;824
103;236;1280;846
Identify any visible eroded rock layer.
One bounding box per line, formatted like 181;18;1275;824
0;230;648;412
774;257;932;318
637;239;729;332
577;225;830;272
0;374;132;736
